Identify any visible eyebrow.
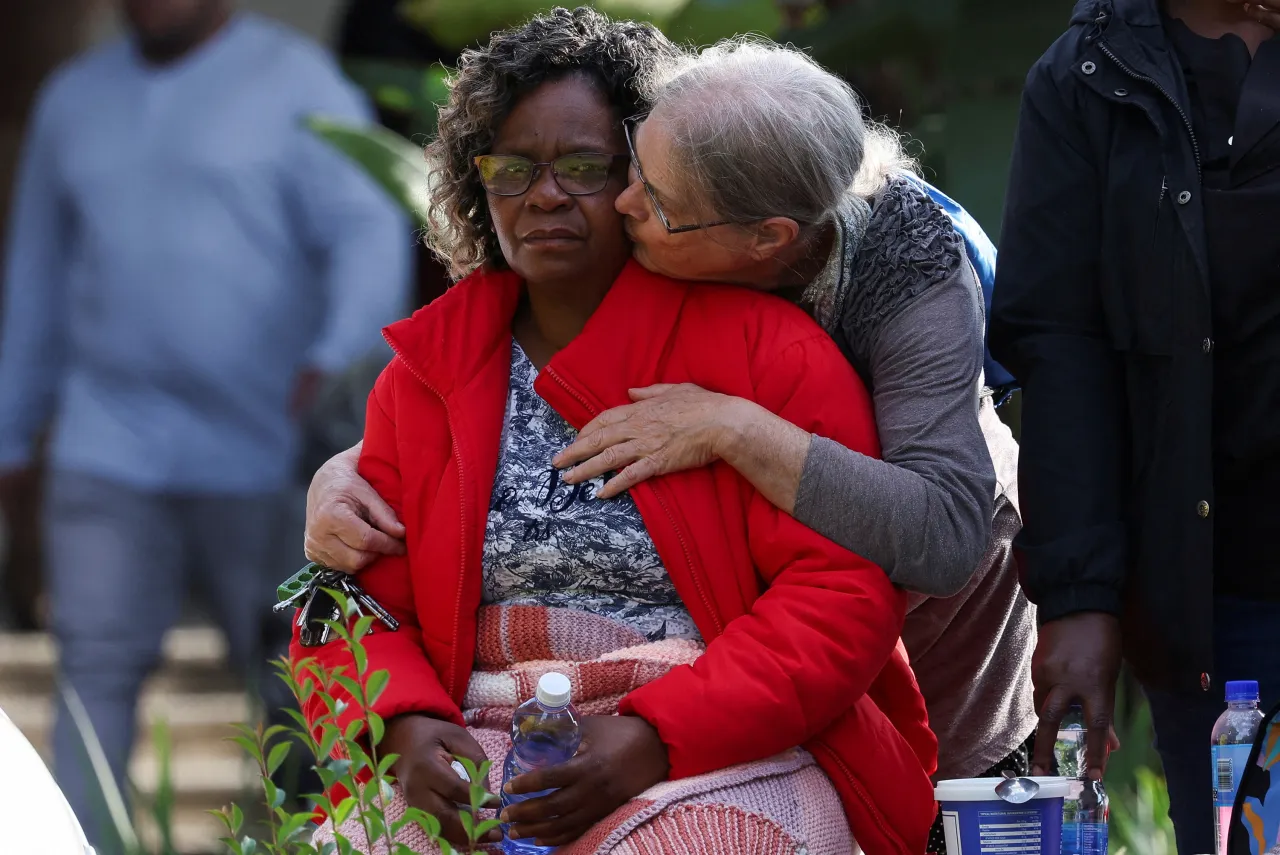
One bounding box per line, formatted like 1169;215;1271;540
491;140;620;157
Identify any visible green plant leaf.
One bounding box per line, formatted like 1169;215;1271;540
278;811;321;841
335;674;368;708
377;752;400;778
240;837;258;855
304;116;432;229
231;803;245;836
333;795;360;827
327;757;354;779
344;717;365;742
474;818;502;838
459;810;475;839
368;711;387;747
264;777;286;811
228;733;261;762
366;671;391;708
318;734;341;763
267;741;293;778
348;742;373;776
400;807;441;838
352;641;369;677
352;615;376;642
211;807;237;836
146;718;177;855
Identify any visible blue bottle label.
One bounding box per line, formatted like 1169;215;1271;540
1214;743;1252;808
1061;820;1109;855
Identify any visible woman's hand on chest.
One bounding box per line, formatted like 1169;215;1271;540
553;383;749;497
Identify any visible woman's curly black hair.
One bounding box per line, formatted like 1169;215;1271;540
424;7;678;278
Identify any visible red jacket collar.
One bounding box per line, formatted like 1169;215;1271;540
383;258;690;420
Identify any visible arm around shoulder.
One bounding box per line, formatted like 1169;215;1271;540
292;363;461;742
794;264;995;597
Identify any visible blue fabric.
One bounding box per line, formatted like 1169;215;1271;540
0;14;412;492
914;178;1017;397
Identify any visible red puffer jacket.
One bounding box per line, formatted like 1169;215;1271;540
293;259;938;853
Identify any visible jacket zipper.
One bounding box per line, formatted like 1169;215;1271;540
810;738;900;851
383;332;471;700
542;366;724;636
1094;39;1202;179
1154;175;1167;239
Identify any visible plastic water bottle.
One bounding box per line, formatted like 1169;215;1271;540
501;672;582;854
1055;705;1109;855
1212;680;1264;855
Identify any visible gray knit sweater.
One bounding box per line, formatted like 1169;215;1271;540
793;178;1036;780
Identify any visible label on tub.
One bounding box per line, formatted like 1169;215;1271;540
942;807;1046;855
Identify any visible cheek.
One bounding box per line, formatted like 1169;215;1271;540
583;194;629;242
487;196;520;257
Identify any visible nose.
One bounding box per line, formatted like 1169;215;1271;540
526;163;572;211
615;177;648;220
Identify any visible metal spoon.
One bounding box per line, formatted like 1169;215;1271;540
994;770;1041;804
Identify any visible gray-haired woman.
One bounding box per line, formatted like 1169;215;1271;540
304;35;1033;853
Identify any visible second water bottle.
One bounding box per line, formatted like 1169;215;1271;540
1055;705;1109;855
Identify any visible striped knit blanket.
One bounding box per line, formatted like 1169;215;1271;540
315;605;858;854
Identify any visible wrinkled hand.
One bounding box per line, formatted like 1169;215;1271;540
304;444;405;573
501;715;669;847
382;715;502;847
1226;0;1280;29
554;384;747;499
1030;612;1124;780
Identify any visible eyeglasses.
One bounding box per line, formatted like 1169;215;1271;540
473;152;627;197
623;116;732;235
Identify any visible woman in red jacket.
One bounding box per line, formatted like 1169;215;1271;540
293;9;935;854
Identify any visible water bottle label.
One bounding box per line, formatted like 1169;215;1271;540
1061;821;1109;855
1214;743;1251;809
1213;743;1253;855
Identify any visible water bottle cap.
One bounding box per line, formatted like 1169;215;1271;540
1226;680;1259;702
536;672;572;708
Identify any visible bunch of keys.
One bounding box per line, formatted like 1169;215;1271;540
275;562;400;647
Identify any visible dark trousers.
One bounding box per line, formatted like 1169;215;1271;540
1143;596;1280;855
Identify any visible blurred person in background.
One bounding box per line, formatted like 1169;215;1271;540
0;0;411;848
991;0;1279;851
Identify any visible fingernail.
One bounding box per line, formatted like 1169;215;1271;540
503;783;513;794
500;810;509;822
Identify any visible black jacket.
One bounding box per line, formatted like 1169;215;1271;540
991;0;1231;693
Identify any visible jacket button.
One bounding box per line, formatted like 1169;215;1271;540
1202;338;1213;354
1082;61;1097;74
1114;88;1128;96
1178;190;1193;205
1197;500;1211;518
1202;672;1212;692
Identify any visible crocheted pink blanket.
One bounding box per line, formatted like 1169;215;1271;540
315;605;857;854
